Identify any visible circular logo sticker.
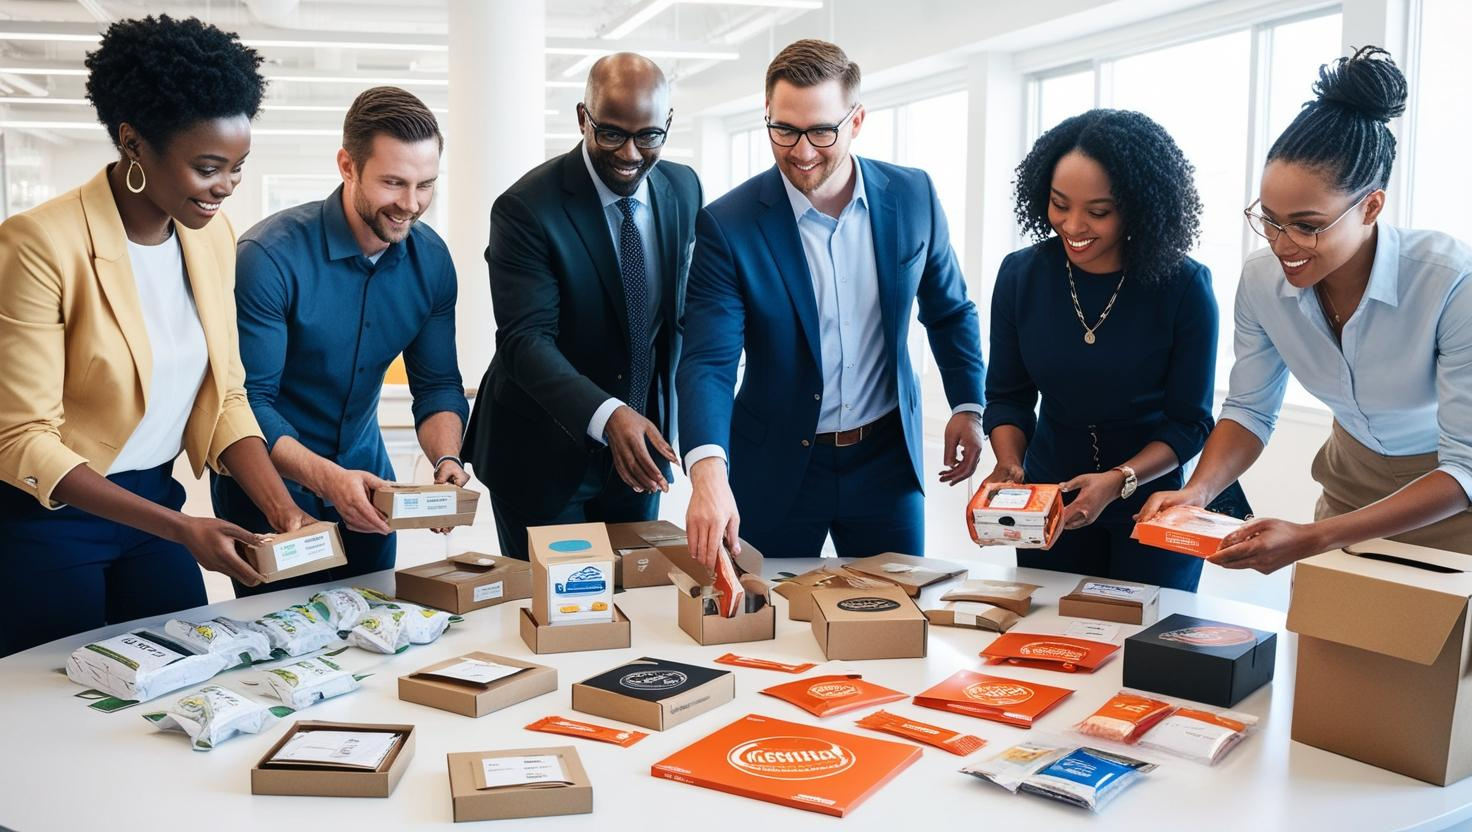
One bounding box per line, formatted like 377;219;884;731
1158;625;1256;647
963;681;1034;706
727;736;857;780
835;597;901;613
619;670;689;691
549;539;593;553
806;682;861;699
1017;641;1089;663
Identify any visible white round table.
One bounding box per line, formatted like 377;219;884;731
0;558;1463;831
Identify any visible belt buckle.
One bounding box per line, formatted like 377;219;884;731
834;427;861;448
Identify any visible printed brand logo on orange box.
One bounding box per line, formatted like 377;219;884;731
727;736;857;780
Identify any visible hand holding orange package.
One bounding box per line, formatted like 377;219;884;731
981;633;1119;673
712;543;745;618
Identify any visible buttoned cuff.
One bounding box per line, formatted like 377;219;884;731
588;397;625;444
1436;463;1472;503
683;443;727;474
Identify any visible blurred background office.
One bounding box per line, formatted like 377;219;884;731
1;0;1466;610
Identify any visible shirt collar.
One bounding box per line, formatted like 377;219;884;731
1276;222;1400;309
780;155;867;223
322;183;406;266
581;141;651;210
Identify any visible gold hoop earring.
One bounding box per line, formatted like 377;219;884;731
125;158;146;194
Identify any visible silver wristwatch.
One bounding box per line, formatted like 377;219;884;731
1113;465;1138;499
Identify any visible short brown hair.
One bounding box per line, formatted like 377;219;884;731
342;86;442;169
764;39;860;102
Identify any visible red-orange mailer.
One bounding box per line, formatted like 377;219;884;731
980;632;1119;673
761;674;907;718
913;669;1074;728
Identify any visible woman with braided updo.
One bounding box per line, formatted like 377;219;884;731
1139;46;1472;570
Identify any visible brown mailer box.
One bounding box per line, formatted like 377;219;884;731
398;652;557;718
519;606;631;655
606;520;684;589
237;520;348;583
251;720;415;798
371;483;480;530
811;584;928;660
395;553;532;614
528;523;616;627
773;565;894;621
571;665;735;731
1058;577;1161;626
447;747;592;822
843;552;969;597
664;537;774;646
1287;538;1472;786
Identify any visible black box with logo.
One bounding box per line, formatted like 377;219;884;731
570;657;735;731
1122;613;1276;707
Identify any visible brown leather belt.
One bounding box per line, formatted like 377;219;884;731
814;410;898;447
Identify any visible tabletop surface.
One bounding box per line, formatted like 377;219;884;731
0;557;1464;832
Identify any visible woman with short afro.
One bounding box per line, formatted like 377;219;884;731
980;109;1228;592
0;15;313;656
1142;47;1472;569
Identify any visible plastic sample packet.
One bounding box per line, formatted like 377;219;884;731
259;656;359;709
347;608;411;653
142;685;281;751
352;586;397;606
962;739;1072;792
854;710;986;756
1137;707;1257;765
760;674;908;717
1074;691;1176;744
162;617;271;666
245;605;337;656
1017;746;1157;811
382;602;453;644
525;715;648;747
65;630;229;702
713;653;817;673
308;588;372;630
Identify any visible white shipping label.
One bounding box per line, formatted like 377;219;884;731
1064;620;1123;642
988;487;1033;509
948;601;999;627
547;561;613;624
480;754;567;789
271;531;335;570
427;658;524;686
392;491;456;519
1080;581;1152;601
273;730;399;769
472;581;505;603
87;633;187;672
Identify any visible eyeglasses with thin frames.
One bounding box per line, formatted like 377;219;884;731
765;103;860;148
1243;188;1379;250
580;104;673;150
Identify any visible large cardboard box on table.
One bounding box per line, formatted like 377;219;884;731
398;652;556;717
606;520;684;589
811;584;928;660
447;747;593;822
237;520;348;583
773;565;893;622
520;523;630;653
1058;577;1161;625
843;552;968;597
395;553;531;614
371;483;480;530
251;721;415;797
1287;539;1472;786
571;657;735;731
1123;613;1274;706
664;538;775;645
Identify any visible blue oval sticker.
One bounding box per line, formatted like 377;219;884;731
548;539;593;553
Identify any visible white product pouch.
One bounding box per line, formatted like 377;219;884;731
346;608;411;654
245;605;337;656
163;618;271;665
382;602;452;644
142;685;279;751
65;631;227;702
259;656;359;709
308;588;372;630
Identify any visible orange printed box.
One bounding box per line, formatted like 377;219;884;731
1131;505;1245;558
968;483;1063;549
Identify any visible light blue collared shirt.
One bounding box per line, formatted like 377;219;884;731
582;143;661;443
1219;223;1472;499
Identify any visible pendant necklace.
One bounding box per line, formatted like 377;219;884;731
1066;258;1127;345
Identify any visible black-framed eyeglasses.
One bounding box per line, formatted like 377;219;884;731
765;103;859;148
1243;188;1379;250
579;104;672;150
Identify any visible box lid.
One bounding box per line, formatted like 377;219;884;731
528;523;615;564
1129;613;1272;656
606;520;686;552
662;537;765;588
811;584;925;622
843;552;967;591
1287;540;1472;665
1060;577;1160;607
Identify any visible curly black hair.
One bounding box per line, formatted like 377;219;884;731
1267;45;1406;194
1013;109;1202;285
84;15;266;152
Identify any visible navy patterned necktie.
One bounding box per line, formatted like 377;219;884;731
617;197;652;415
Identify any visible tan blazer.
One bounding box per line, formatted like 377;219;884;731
0;166;262;507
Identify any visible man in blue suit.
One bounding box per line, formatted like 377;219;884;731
679;39;987;566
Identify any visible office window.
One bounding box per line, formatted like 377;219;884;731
1410;0;1472;243
1033;68;1095;137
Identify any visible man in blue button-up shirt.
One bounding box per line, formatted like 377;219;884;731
211;87;468;594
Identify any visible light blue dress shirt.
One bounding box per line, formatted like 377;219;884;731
1219;223;1472;499
582;143;661;443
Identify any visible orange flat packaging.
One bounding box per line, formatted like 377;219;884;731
761;674;907;717
853;710;986;756
714;653;817;674
1131;505;1245;558
1075;692;1176;743
981;632;1120;673
967;482;1064;549
712;545;746;618
651;713;921;817
525;715;647;747
912;670;1074;728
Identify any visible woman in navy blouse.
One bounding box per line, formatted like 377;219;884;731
982;109;1218;591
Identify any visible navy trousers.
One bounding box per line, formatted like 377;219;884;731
491;449;659;561
0;463;206;657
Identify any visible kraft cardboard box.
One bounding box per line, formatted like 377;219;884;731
395;553;531;614
1123;613;1275;707
938;579;1041;617
237;521;348;583
398;652;556;718
529;523;616;627
371;483;480;530
923;601;1019;633
606;520;685;589
664;538;775;646
251;720;415;798
447;747;593;822
519;606;631;654
571;657;735;731
843;552;968;597
811;585;928;660
1059;577;1161;625
1287;539;1472;786
773;565;894;622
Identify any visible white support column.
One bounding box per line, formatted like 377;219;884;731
691;114;728;201
1341;0;1412;225
447;0;546;387
962;50;1022;323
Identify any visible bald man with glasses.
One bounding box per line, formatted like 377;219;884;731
463;53;702;559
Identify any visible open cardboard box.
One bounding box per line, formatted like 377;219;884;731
251;720;415;798
571;656;735;731
519;606;631;654
606;520;685;589
529;523;616;627
663;538;774;645
371;483;480;530
1058;577;1161;625
395;553;531;614
811;584;928;660
399;652;556;717
843;552;968;598
773;564;894;622
447;746;592;822
237;520;348;583
1287;539;1472;786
